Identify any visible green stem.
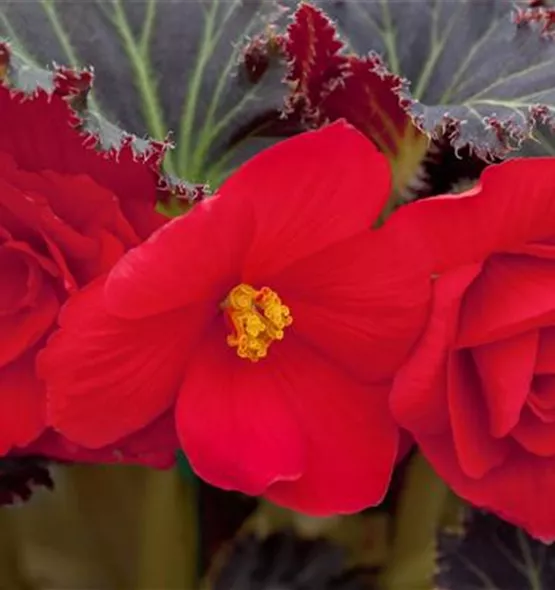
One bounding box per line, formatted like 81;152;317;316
135;468;198;589
65;465;136;588
0;510;32;590
380;453;449;590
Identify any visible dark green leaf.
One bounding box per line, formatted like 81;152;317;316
282;0;555;157
436;509;555;590
0;457;53;505
199;483;257;575
0;0;288;185
213;531;372;590
0;41;205;209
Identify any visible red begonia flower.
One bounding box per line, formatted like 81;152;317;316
40;121;433;514
0;84;171;465
388;158;555;539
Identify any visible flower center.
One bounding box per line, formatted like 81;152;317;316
223;283;293;362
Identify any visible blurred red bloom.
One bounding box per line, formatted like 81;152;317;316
0;83;176;468
389;158;555;539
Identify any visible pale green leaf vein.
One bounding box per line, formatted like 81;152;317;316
40;0;101;113
0;13;38;64
440;14;505;103
111;0;174;173
176;0;219;178
517;529;542;590
413;0;466;100
463;58;555;103
379;0;400;74
190;0;266;179
139;0;157;57
350;1;384;39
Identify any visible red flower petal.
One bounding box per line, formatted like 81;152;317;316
0;88;164;240
527;394;555;423
447;350;510;479
264;342;398;515
0;231;59;279
26;411;178;469
390;264;481;435
0;243;37;314
0;165;97;262
6;165;141;262
512;406;555;456
84;229;127;281
105;122;390;319
177;323;398;512
417;434;555;540
0;151;140;286
39;233;79;293
512;241;555;260
458;255;555;347
0;282;58;367
472;331;537;438
239;121;390;281
0;156;137;245
37;171;139;248
536;328;555;373
386;159;555;273
40;278;215;448
0;351;45;453
530;375;555;411
104;191;252;319
272;223;432;382
176;322;305;496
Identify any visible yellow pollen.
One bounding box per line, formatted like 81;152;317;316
223;284;293;362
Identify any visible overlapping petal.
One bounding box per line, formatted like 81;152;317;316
512;407;555;457
447;351;510;479
0;88;164;239
26;411;178;469
236;121;390;281
391;265;481;435
472;331;537;438
263;340;398;515
390;156;555;538
177;323;305;496
271;221;432;382
416;435;555;541
536;328;555;374
0;351;45;454
0;283;58;367
40;279;215;448
458;255;555;347
387;159;555;273
177;329;398;512
104;192;253;319
104;122;391;319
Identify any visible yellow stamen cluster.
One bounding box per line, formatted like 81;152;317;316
223;284;293;362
